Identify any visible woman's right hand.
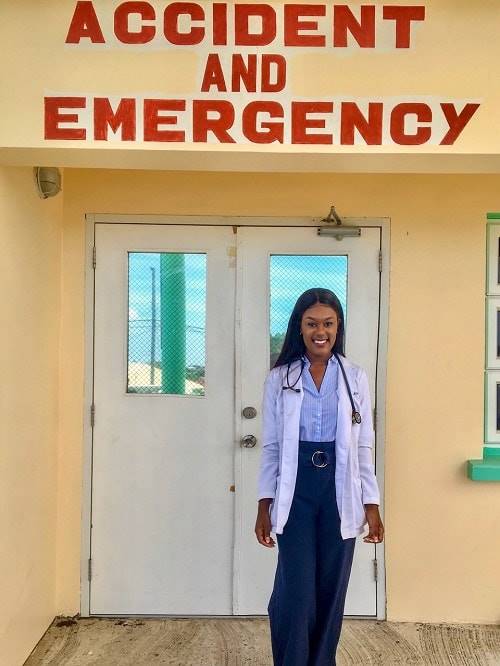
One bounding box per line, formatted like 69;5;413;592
255;500;276;547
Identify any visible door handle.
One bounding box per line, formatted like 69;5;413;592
240;435;257;448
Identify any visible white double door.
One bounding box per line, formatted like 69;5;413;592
90;222;381;616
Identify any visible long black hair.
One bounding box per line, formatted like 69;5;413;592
273;288;345;368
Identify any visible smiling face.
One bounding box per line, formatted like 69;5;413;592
300;302;339;362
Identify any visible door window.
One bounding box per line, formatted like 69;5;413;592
269;254;348;367
127;252;207;395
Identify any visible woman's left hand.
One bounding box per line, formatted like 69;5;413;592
363;504;384;543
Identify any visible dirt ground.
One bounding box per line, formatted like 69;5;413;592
23;616;500;665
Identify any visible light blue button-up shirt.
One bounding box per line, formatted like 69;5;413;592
299;354;339;442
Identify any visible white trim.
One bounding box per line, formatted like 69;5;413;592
485;221;500;447
485;370;500;444
373;216;389;621
486;297;500;369
92;213;384;230
81;213;96;617
81;214;389;620
232;229;243;617
487;223;500;296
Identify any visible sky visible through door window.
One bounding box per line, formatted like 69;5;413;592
269;255;348;368
126;252;347;389
127;252;206;395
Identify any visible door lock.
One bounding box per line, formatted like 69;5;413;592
242;406;257;419
240;435;257;448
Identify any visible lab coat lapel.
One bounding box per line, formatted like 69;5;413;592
335;358;359;522
335;359;353;463
281;359;303;427
281;360;304;466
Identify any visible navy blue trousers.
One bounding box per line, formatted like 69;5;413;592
268;440;356;666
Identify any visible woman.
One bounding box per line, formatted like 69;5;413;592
255;288;384;666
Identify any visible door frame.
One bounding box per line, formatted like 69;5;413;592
81;214;389;619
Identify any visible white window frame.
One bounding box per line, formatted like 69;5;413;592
485;371;500;444
487;224;500;295
486;297;500;370
485;220;500;444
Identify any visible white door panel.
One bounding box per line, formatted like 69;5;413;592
92;224;235;614
235;226;380;615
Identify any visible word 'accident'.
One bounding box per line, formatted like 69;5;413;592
65;2;426;49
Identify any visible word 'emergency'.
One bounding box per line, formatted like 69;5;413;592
44;96;479;146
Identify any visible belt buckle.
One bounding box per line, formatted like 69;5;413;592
311;450;328;468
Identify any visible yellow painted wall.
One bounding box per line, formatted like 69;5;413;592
1;0;500;170
2;2;500;662
0;167;63;665
58;169;500;624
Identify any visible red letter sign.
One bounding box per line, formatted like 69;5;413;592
44;97;86;139
114;2;156;44
65;1;105;43
390;102;432;144
383;6;425;48
164;2;205;45
94;98;136;140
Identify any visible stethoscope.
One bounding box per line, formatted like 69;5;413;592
282;351;362;424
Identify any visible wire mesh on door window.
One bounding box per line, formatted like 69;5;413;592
127;252;206;395
269;255;348;368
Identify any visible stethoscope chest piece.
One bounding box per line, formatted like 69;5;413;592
334;352;363;426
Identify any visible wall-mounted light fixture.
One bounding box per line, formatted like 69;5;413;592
33;167;61;199
317;205;361;241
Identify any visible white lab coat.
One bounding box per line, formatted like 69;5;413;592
257;356;380;539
